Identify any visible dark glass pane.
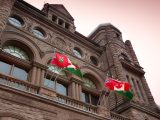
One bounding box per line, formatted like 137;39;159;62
81;92;90;103
56;82;67;96
0;61;11;74
44;78;55;89
91;95;99;105
12;66;28;80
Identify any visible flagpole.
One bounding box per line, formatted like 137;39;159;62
97;90;103;106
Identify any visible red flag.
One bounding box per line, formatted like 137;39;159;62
105;78;130;91
51;52;71;68
105;78;133;100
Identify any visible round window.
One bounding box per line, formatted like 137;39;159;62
8;15;24;27
73;47;82;58
90;56;98;66
32;27;45;39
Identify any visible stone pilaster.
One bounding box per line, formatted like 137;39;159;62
70;74;83;100
31;66;37;84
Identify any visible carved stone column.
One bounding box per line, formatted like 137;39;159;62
0;0;15;43
32;62;48;86
70;74;83;100
31;66;37;84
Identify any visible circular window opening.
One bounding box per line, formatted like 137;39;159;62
90;56;98;66
32;27;45;39
8;15;24;27
73;47;82;58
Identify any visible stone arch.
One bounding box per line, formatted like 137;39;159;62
1;31;41;62
81;66;105;90
41;52;54;65
0;112;27;120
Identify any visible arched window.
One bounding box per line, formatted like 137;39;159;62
47;60;65;75
73;47;82;58
83;77;96;89
8;15;24;28
81;76;99;105
32;27;45;39
43;60;67;95
3;46;29;61
0;46;30;81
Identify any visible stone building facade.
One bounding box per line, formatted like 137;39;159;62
0;0;160;120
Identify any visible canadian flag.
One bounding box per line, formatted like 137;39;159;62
105;78;130;91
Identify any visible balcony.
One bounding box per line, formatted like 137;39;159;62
0;73;132;120
0;72;98;114
0;73;39;94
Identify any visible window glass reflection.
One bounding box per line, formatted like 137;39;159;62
44;78;55;89
48;64;65;75
12;66;28;80
32;29;45;39
3;46;29;61
8;17;23;27
73;49;82;58
0;61;11;74
56;82;67;96
83;77;96;89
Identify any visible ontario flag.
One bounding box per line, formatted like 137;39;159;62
64;59;83;78
51;52;71;68
105;77;133;100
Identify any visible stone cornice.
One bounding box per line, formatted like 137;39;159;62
32;61;48;70
113;101;160;119
120;59;145;75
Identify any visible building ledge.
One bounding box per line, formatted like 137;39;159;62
120;58;145;75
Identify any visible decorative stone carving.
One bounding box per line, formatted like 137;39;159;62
55;37;66;50
66;41;73;53
36;40;52;53
84;50;90;62
23;17;32;31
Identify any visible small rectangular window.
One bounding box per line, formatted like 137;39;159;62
65;23;70;29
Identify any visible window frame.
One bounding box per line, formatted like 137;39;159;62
43;75;68;96
32;27;46;39
8;15;24;28
0;60;28;81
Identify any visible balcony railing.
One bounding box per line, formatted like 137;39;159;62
0;73;39;94
111;112;131;120
0;73;131;119
56;93;98;114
